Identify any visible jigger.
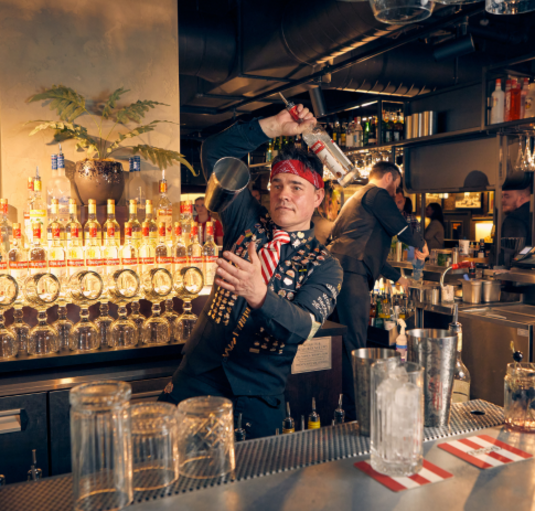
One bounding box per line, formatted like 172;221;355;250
108;269;141;348
173;266;204;343
0;274;19;359
68;270;104;351
141;267;173;345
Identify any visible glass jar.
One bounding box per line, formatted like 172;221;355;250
70;381;133;511
504;362;535;432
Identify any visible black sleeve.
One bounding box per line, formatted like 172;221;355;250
364;189;425;250
502;216;529;240
381;262;401;282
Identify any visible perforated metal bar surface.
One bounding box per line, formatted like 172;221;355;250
0;400;503;511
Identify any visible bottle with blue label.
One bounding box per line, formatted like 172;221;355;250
46;145;71;224
396;318;407;362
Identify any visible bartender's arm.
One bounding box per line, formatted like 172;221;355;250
215;242;343;344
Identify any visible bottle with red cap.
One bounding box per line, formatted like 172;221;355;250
505;79;512;122
29;223;47;275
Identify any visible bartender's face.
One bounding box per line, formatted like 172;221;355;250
270;173;324;232
502;190;523;214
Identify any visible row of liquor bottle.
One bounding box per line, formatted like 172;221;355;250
489;77;535;124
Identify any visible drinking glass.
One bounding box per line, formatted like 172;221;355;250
177;396;235;479
371;357;424;476
173;266;204;343
130;402;179;491
54;305;74;351
504;362;535;432
108;269;140;348
162;297;179;340
25;273;61;356
515;136;525;172
0;274;19;359
140;267;173;345
70;381;133;511
9;307;30;354
68;270;104;351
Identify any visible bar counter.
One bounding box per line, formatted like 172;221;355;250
0;400;523;511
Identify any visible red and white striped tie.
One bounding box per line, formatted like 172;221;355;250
258;229;291;284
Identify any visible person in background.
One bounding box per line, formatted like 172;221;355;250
328;162;428;420
195;196;224;245
251;189;261;202
395;188;417;229
502;185;532;245
312;180;341;245
424;202;445;250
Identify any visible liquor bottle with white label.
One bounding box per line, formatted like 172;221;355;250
157;174;173;245
66;223;85;277
83;199;101;246
450;305;471;403
172;222;188;275
47;199;65;248
180;200;193;245
202;222;218;286
84;222;103;273
48;222;67;284
47;151;71;223
139;222;155;275
29;224;47;275
155;222;171;273
103;224;120;281
65;200;82;247
279;93;359;187
9;224;29;308
30;171;47;244
0;199;12;255
188;223;203;275
120;222;139;273
126;156;146;218
128;200;142;249
103;199;121;246
145;200;158;247
23;177;34;249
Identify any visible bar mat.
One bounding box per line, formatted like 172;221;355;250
0;399;503;511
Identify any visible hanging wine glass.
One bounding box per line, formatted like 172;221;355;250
108;268;141;349
528;135;535;172
25;273;61;356
520;135;533;172
0;274;19;359
140;267;173;345
173;266;204;344
68;270;104;352
515;136;525;172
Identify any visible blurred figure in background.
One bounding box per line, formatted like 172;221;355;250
194;196;224;245
502;185;532;245
312;180;343;245
251;189;261;202
424;202;445;250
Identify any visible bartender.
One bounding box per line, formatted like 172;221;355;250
328;162;428;420
159;106;343;439
502;184;532;245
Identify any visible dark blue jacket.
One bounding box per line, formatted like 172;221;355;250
173;119;344;397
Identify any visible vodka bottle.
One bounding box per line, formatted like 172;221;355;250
66;222;85;277
103;199;121;246
84;221;103;272
47;199;65;248
9;223;29;282
47;149;70;223
157;174;173;245
155;222;171;273
139;222;155;274
521;77;529;119
126;156;146;219
29;223;47;275
354;117;364;147
188;223;203;274
128;200;142;249
180;201;193;245
505;79;512;122
145;200;158;246
83;199;101;246
103;224;120;279
0;199;12;254
30;171;47;244
172;222;188;275
202;222;218;286
48;222;67;285
23;177;34;249
120;222;139;272
65;200;83;248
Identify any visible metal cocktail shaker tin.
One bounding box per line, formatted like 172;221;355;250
205;157;250;214
406;115;413;140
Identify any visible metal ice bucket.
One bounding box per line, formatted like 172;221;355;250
406;329;457;427
204;157;250;214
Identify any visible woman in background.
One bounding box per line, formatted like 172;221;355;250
425;202;445;250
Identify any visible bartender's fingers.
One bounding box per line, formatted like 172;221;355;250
296;104;313;121
247;241;262;267
221;250;252;270
214;265;240;287
214;276;236;292
216;257;243;277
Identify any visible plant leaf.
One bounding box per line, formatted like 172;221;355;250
116;100;169;124
101;87;130;119
28;85;87;122
26;120;99;156
106;120;179;155
131;144;198;176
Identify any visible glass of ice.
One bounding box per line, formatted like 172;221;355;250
370;358;424;476
504;362;535;432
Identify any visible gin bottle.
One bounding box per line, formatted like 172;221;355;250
66;223;85;277
120;222;139;272
84;222;103;273
155;222;171;273
47;199;65;248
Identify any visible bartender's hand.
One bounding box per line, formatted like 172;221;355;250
259;105;316;139
415;243;429;261
396;276;410;292
215;242;267;309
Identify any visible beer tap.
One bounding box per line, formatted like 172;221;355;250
27;449;42;482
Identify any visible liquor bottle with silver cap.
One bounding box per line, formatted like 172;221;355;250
450;304;471;403
30;168;47;244
279;93;360;187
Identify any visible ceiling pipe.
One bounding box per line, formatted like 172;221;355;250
309;86;328;117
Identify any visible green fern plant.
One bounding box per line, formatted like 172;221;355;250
26;85;197;176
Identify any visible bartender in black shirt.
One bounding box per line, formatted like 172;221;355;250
328;162;428;420
502;184;532;245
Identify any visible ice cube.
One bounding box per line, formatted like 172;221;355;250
395;382;420;409
391;365;409;383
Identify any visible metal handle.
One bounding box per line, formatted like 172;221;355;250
0;409;21;434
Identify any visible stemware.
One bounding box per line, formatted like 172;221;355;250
25;273;61;356
515;136;525;172
0;274;19;359
108;268;141;348
173;266;204;343
68;270;104;351
140;268;173;345
9;307;30;354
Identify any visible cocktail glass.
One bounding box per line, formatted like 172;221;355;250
0;274;19;359
108;269;141;348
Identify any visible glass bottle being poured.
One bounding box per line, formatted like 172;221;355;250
279;93;360;187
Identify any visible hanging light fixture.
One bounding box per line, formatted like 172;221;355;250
368;0;434;24
486;0;535;14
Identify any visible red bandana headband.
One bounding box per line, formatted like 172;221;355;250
270;160;324;189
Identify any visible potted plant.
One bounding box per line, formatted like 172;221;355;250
26;85;196;205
